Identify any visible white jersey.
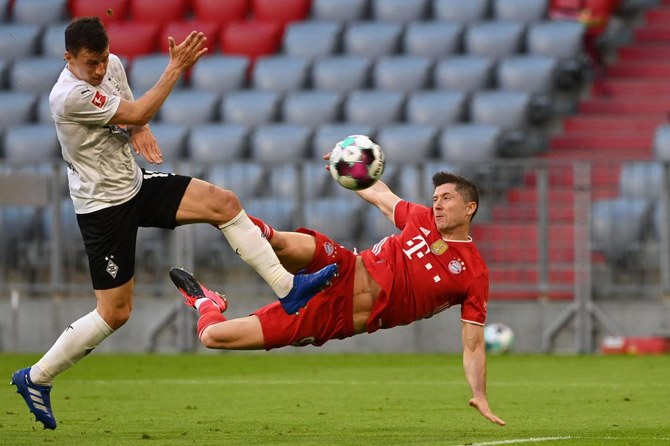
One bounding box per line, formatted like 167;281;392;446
50;54;143;214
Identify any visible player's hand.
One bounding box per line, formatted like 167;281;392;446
168;31;208;71
131;125;162;164
469;396;506;426
323;152;331;171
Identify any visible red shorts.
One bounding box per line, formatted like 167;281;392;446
253;228;356;350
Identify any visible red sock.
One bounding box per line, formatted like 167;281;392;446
248;214;275;241
196;300;227;338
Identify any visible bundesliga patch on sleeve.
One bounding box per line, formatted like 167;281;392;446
91;90;108;109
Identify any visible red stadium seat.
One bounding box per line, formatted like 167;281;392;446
220;20;282;60
252;0;311;29
159;21;220;53
129;0;189;25
192;0;250;24
70;0;129;25
106;21;160;59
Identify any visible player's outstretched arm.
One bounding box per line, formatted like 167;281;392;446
461;321;506;426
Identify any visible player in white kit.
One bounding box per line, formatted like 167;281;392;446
10;17;337;430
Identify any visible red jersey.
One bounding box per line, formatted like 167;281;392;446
361;200;489;333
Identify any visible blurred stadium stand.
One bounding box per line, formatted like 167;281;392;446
2;0;670;354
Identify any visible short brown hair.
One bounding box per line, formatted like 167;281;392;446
432;171;480;221
65;17;108;56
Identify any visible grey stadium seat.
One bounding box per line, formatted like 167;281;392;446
406;90;467;127
0;59;7;90
245;198;298;230
0;24;41;61
311;0;369;22
149;123;189;160
496;55;557;94
493;0;548;24
470;90;531;130
12;0;67;26
370;0;429;23
362;205;399;244
591;198;652;261
283;21;342;59
252;55;310;93
433;56;495;94
304;197;365;242
4;124;60;161
159;89;220;126
312;123;376;158
402;21;463;60
464;21;525;60
0;0;8;21
190;55;249;94
433;0;489;24
654;124;670;161
220;90;280;127
281;90;343;127
187;124;249;163
205;163;265;199
372;55;432;93
526;21;585;60
344;90;405;126
0;92;37;134
619;161;663;200
438;124;501;163
130;55;183;97
41;23;69;58
393;162;455;204
343;22;403;58
251;123;312;162
375;123;437;162
9;57;64;94
36;94;53;123
312;55;372;93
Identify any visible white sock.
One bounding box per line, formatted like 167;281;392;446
219;210;293;297
30;310;114;386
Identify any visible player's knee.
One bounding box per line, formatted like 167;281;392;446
209;187;243;223
198;328;221;349
105;309;130;330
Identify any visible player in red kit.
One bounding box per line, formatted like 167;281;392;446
170;170;505;426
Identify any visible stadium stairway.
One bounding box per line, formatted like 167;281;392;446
476;0;670;301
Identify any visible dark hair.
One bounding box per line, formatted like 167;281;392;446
65;17;108;56
432;171;480;221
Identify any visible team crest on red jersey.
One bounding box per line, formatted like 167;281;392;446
324;242;335;256
448;259;464;275
91;91;107;109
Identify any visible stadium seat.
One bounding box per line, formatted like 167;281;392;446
406;90;467;127
252;0;311;29
129;0;188;25
372;55;432;93
191;55;249;94
526;21;584;59
0;0;9;21
496;55;557;94
375;124;437;162
159;90;220;126
0;59;8;89
464;21;525;60
0;24;41;61
0;92;37;134
4;124;60;161
591;198;652;261
493;0;548;24
343;22;403;58
402;21;463;60
9;57;64;94
204;163;264;199
300;161;332;199
310;0;369;22
159;21;220;53
433;56;495;94
281;90;343;127
312;123;376;158
11;0;67;25
393;162;455;203
312;55;372;93
344;90;405;126
147;123;189;160
250;123;312;162
106;21;160;60
653;125;670;161
438;124;501;163
220;20;282;60
304;197;365;242
192;0;250;24
129;54;182;97
370;0;429;23
36;94;52;124
188;124;249;162
470;90;531;130
282;20;342;59
433;0;489;24
251;55;310;93
220;90;280;127
41;23;69;58
619;162;663;200
362;204;399;243
70;0;129;24
245;197;298;230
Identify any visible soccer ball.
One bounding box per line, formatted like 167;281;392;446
484;323;515;354
329;135;385;191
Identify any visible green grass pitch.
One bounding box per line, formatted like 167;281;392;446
1;353;669;445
